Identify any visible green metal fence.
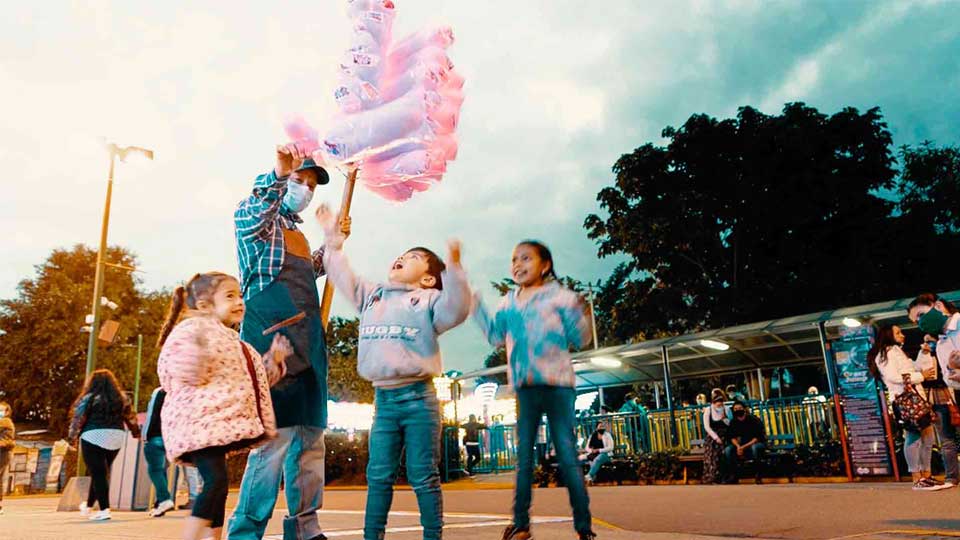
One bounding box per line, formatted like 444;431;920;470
441;395;840;480
644;395;839;452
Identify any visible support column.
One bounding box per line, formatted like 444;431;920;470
661;345;677;447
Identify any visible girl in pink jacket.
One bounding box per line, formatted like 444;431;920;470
157;271;291;540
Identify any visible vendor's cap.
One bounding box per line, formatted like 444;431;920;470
296;158;330;185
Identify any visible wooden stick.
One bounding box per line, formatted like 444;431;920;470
320;167;358;331
261;311;306;336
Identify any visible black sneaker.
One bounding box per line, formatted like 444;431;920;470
501;524;533;540
177;499;194;510
577;531;598;540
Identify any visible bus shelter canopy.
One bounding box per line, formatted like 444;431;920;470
455;290;960;389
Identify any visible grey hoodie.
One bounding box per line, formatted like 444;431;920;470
323;247;471;387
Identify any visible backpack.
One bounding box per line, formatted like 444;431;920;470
893;375;934;432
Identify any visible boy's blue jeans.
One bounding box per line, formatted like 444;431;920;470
515;386;592;534
365;381;442;540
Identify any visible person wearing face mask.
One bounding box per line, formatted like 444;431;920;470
724;401;767;484
583;421;615;485
867;323;945;491
229;142;350;540
0;401;14;516
701;389;731;484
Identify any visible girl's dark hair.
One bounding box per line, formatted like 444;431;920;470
517;240;558;281
157;272;236;347
909;293;958;315
867;324;899;380
73;369;126;415
407;247;446;290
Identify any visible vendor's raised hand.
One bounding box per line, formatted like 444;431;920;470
275;142;309;178
447;239;462;268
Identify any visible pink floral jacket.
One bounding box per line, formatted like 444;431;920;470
157;314;277;461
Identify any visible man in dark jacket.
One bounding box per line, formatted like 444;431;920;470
724;400;767;483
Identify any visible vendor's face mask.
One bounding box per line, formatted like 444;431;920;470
283;180;314;214
919;307;950;336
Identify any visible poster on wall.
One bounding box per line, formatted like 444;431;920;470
833;326;893;476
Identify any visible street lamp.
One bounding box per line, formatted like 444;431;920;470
84;143;153;379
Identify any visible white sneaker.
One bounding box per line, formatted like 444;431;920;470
913;480;943;491
944;480;957;489
0;507;5;515
78;503;90;517
89;509;111;521
149;499;175;517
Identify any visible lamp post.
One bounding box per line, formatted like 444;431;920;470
84;143;153;379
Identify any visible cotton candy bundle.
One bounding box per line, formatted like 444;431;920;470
285;0;464;202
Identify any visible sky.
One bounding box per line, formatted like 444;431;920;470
1;0;958;375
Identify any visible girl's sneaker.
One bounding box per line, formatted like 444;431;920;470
577;532;598;540
501;524;532;540
78;503;90;516
89;509;111;521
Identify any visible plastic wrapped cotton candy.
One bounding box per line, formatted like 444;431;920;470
288;0;465;202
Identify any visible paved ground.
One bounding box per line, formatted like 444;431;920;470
3;481;960;539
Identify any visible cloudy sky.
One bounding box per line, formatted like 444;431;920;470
1;0;958;374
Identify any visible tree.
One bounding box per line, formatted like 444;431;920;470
0;245;168;434
325;316;373;403
897;141;960;235
584;102;914;340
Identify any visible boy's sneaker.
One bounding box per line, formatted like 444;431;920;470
501;524;533;540
921;477;950;490
943;479;957;488
913;479;943;491
89;509;112;521
150;499;175;517
78;503;90;516
577;531;598;540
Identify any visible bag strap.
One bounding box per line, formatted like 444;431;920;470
239;342;265;423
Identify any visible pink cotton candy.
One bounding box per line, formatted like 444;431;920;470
291;1;464;202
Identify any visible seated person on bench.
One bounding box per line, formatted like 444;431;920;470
583;421;614;484
724;400;766;483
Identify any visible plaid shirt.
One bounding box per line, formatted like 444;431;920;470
235;170;326;300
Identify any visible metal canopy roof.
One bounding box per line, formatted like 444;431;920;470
455;290;960;389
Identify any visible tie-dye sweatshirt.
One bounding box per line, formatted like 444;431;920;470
473;281;592;388
323;247;471;387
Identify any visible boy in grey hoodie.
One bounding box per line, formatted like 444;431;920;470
317;204;470;540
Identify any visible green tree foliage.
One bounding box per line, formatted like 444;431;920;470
0;245;168;434
325;315;373;403
897;142;960;234
585;103;959;341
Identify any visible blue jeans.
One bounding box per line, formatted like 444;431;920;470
227;426;326;540
587;452;611;479
723;443;766;480
144;436;172;503
932;403;959;482
515;386;591;534
365;381;442;540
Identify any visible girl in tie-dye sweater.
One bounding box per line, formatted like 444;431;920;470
472;240;597;540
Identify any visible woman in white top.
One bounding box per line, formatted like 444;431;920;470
701;388;732;484
868;324;944;491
